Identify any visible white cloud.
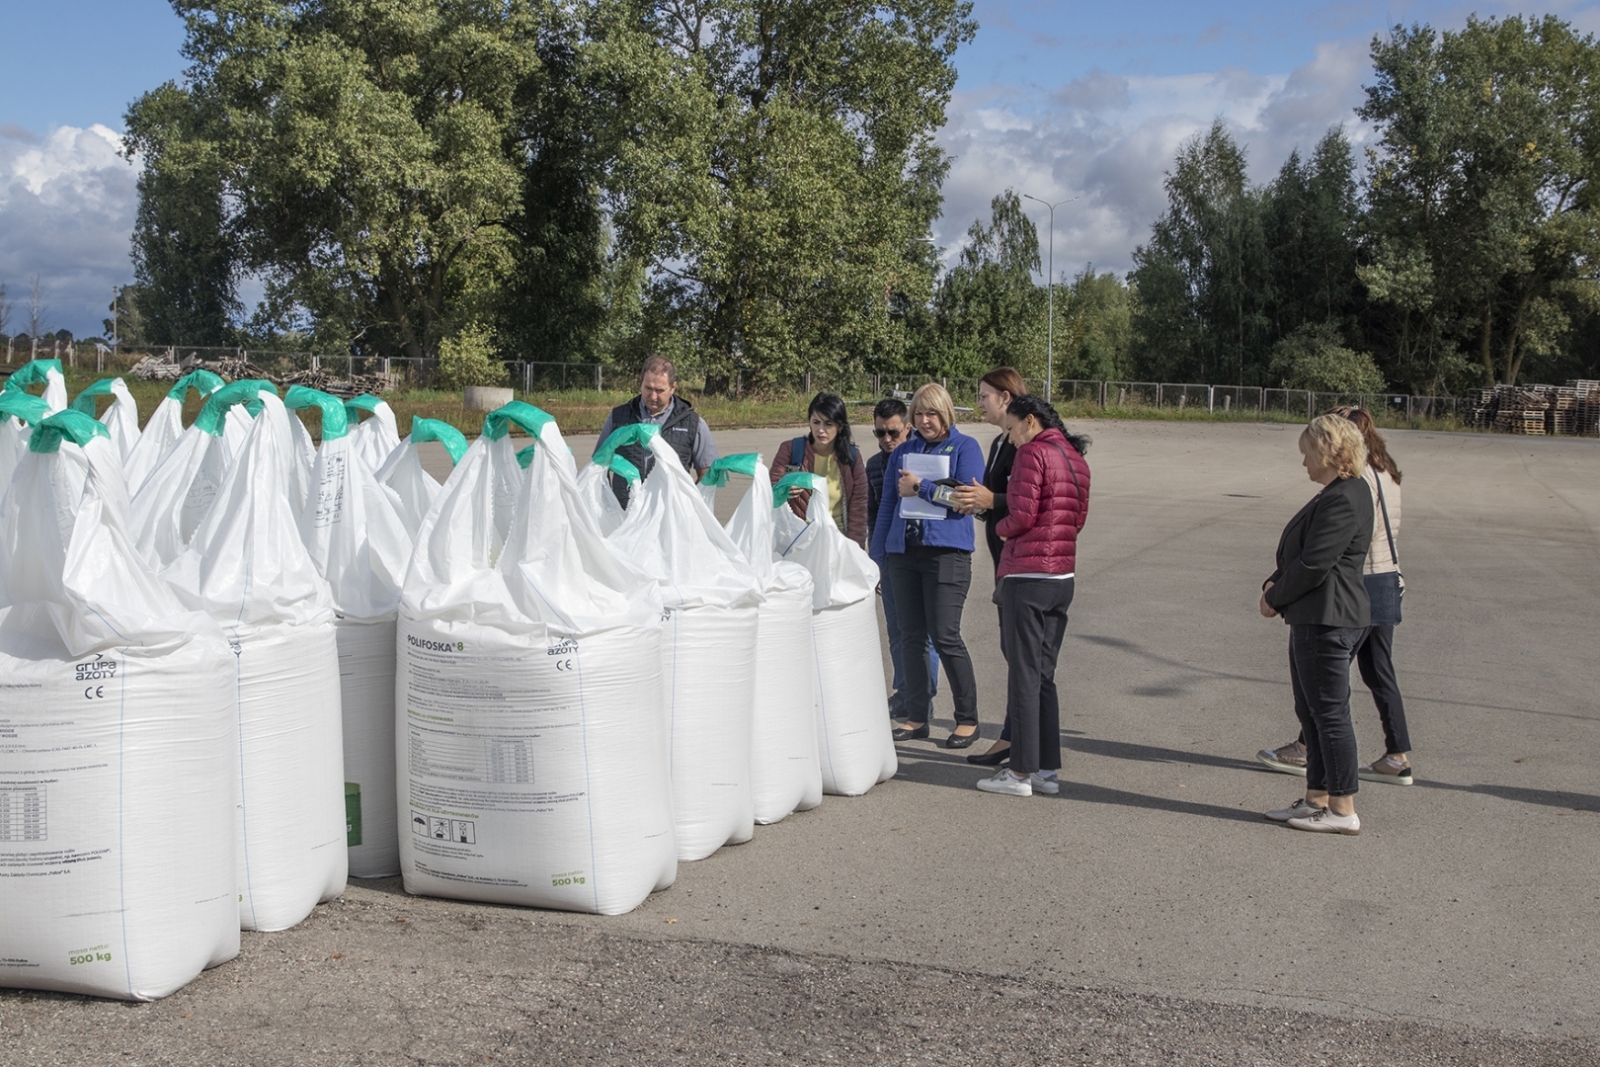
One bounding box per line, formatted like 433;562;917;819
934;36;1372;281
0;124;137;338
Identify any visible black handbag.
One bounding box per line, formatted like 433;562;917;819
1364;474;1403;626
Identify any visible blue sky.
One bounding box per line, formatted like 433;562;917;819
3;1;1598;336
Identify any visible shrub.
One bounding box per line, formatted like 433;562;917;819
1270;322;1388;393
436;324;508;390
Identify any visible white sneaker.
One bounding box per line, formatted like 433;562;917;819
1286;807;1361;835
1029;772;1060;795
976;769;1031;796
1264;798;1326;823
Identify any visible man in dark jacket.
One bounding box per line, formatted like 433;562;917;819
597;356;717;505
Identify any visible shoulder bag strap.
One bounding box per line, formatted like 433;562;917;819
1373;470;1398;567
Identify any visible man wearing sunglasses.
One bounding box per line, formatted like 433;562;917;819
866;397;939;721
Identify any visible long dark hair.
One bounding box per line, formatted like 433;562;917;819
1331;405;1401;483
807;392;857;461
1006;394;1091;455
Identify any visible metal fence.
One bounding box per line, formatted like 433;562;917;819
1;346;1490;429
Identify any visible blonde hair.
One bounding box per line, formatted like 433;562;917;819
1300;414;1367;479
910;382;957;433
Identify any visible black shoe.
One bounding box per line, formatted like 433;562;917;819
891;723;929;742
945;728;980;749
966;745;1010;766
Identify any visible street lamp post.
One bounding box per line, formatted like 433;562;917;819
1022;193;1078;403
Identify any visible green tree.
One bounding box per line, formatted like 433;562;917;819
1264;130;1361;339
123;81;239;345
1360;16;1600;390
594;0;975;389
1269;322;1387;393
928;189;1045;378
436;323;509;389
149;0;555;358
1129;121;1273;385
1054;268;1132;382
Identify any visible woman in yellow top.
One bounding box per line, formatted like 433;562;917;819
770;392;869;547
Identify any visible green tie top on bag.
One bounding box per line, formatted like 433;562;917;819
283;386;351;440
3;359;63;394
167;368;226;402
28;410;111;453
409;417;468;465
591;423;658;468
771;471;821;510
0;392;51;426
69;378;122;415
193;379;279;437
700;452;760;489
482;401;555;442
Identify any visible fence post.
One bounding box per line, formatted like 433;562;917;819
1208;386;1214;413
1156;383;1163;408
1100;381;1106;408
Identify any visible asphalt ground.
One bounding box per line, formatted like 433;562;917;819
4;418;1597;1065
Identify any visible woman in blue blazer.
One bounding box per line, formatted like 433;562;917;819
870;382;986;747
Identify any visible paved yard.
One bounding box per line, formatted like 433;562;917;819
4;419;1597;1065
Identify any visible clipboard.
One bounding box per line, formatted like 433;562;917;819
900;453;950;520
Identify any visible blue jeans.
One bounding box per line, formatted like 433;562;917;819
880;567;938;718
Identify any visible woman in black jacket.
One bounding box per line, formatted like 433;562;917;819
950;366;1028;766
1259;414;1374;835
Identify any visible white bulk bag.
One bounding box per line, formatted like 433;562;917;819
575;446;638;536
773;474;897;796
373;417;467;534
398;402;676;915
701;454;822;825
347;394;402;473
163;391;347;932
603;428;763;860
0;392;50;492
0;411;238;1001
284;387;413;879
130;379;277;569
123;369;226;493
70;378;140;462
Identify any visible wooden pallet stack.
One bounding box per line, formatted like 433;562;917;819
1492;386;1551;435
1569;380;1600;436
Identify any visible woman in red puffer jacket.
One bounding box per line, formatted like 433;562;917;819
975;394;1091;797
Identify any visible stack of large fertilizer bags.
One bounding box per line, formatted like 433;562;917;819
282;387;413;879
698;455;822;824
592;427;763;861
0;408;239;999
397;403;676;914
772;473;898;795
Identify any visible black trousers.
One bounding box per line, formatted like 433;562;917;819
1288;624;1364;797
1294;624;1410;756
999;577;1074;776
884;547;978;726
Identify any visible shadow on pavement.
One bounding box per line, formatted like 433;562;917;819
892;748;1260;823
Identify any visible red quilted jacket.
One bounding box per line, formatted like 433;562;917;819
995;427;1090;578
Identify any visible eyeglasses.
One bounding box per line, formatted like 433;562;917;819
872;427;904;439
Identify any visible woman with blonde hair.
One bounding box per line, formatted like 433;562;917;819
1258;414;1374;834
1257;407;1413;784
869;382;987;747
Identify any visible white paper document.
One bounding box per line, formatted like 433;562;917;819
900;453;951;520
